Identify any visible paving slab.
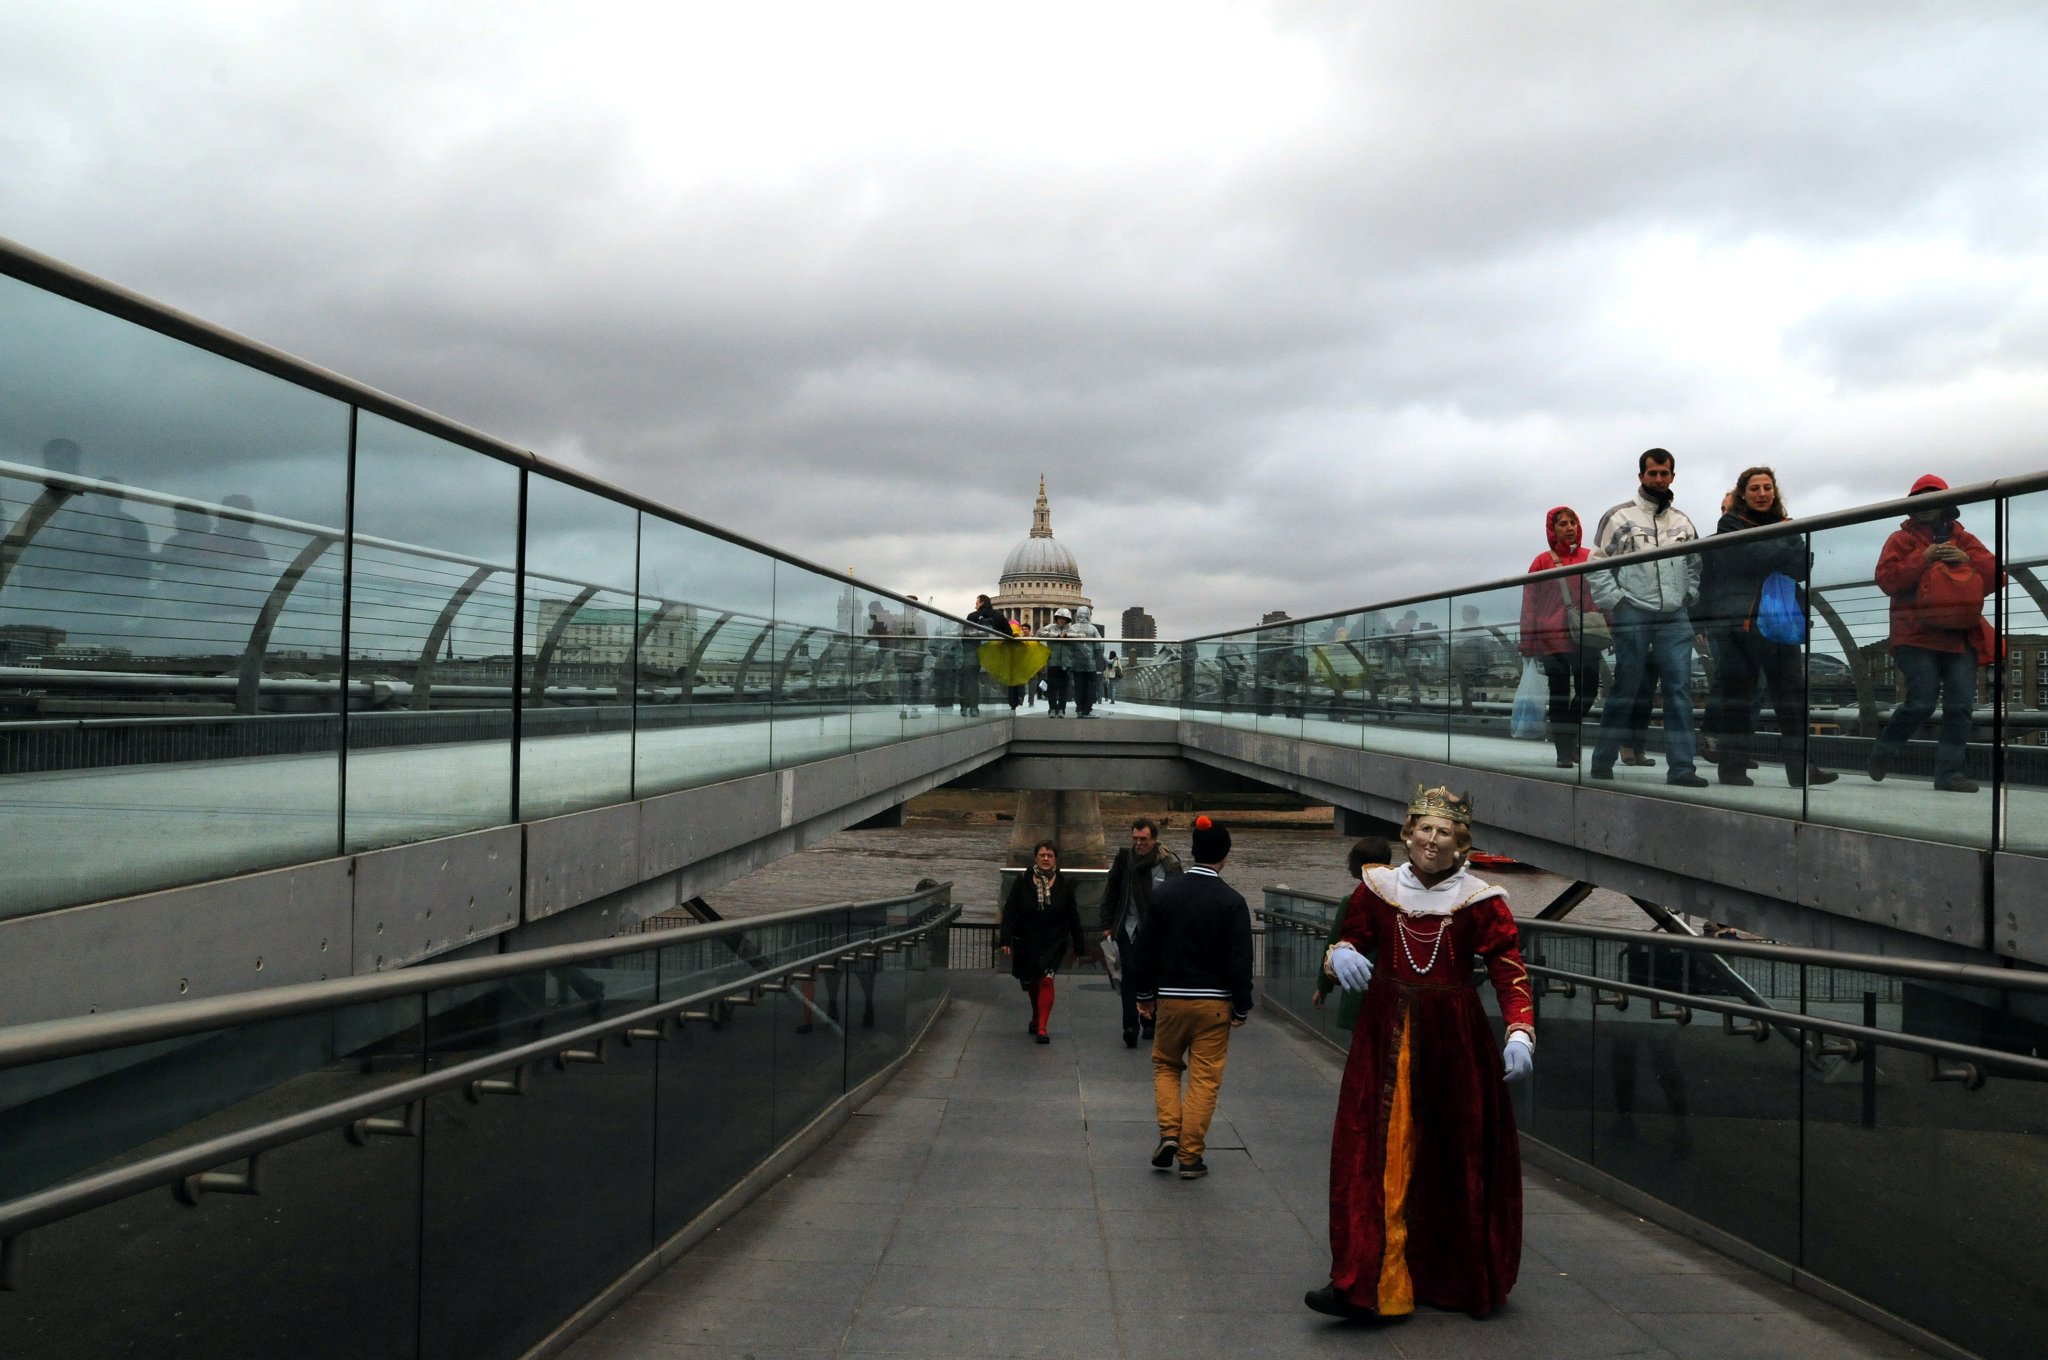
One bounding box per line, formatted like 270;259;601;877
563;970;1928;1360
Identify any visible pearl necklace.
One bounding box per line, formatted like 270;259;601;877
1396;913;1448;976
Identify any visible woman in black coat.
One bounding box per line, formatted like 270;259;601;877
1697;467;1837;789
1001;840;1088;1043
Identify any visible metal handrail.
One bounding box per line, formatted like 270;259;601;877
1184;474;2025;641
1526;964;2048;1081
0;903;957;1255
1255;894;2048;997
0;884;952;1071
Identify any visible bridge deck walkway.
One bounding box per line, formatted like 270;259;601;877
562;970;1924;1360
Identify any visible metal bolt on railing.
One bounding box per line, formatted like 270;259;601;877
1723;1012;1769;1041
1592;988;1629;1010
1816;1034;1866;1062
553;1039;607;1068
1929;1054;1986;1090
1650;997;1693;1024
345;1101;422;1145
465;1067;528;1102
174;1154;262;1207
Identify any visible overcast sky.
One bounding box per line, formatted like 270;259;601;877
5;1;2045;636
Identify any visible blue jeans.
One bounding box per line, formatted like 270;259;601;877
1875;645;1978;781
1591;603;1699;778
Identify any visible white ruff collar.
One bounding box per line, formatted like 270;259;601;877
1363;863;1505;917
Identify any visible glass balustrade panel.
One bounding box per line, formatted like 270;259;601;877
1297;613;1372;749
1447;583;1574;784
1520;930;1594;1162
0;1123;421;1360
1587;940;1799;1260
1358;598;1453;762
517;474;639;819
0;276;350;914
634;514;776;795
1248;620;1305;741
346;415;520;851
419;956;658;1360
2001;489;2048;854
771;563;858;764
652;933;778;1237
1805;499;1996;846
1802;1034;2048;1360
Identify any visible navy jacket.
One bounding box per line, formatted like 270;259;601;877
1129;866;1254;1020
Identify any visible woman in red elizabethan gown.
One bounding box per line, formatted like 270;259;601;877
1306;786;1535;1322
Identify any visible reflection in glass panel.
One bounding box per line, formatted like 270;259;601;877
1802;1038;2047;1360
1590;941;1799;1261
634;514;775;795
0;1125;421;1360
0;276;349;916
1447;585;1570;781
1297;613;1370;749
772;563;857;764
518;475;638;819
346;415;520;852
846;587;908;749
1522;932;1593;1162
1358;599;1452;761
1250;620;1305;741
2002;490;2048;854
1806;502;1995;846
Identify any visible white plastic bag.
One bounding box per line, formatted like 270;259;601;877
1510;659;1546;739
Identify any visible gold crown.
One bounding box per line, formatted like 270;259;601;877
1406;784;1473;825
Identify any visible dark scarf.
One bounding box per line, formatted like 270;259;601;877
1643;485;1674;511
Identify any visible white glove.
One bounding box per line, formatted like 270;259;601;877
1502;1033;1534;1083
1329;945;1373;992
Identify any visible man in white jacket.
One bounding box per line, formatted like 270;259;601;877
1586;449;1708;787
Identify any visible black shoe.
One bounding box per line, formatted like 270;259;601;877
1304;1285;1376;1321
1150;1138;1179;1170
1718;770;1753;787
1669;772;1708;788
1178;1158;1208;1179
1589;766;1615;780
1936;774;1980;793
1867;750;1889;781
1791;765;1838;787
1123;1028;1138;1048
1035;1032;1051;1044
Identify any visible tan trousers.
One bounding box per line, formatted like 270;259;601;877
1151;998;1234;1162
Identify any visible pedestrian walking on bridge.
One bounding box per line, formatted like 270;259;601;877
1000;840;1086;1043
1131;816;1253;1180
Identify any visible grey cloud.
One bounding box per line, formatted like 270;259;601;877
5;2;2048;637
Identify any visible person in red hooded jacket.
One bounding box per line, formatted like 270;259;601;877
1866;475;1999;793
1517;507;1602;768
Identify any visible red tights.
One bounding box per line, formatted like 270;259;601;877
1029;976;1056;1035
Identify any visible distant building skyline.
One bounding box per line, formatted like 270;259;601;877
1119;606;1156;658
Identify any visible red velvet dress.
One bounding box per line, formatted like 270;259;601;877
1326;871;1535;1317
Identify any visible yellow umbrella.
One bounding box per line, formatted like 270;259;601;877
979;638;1050;686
